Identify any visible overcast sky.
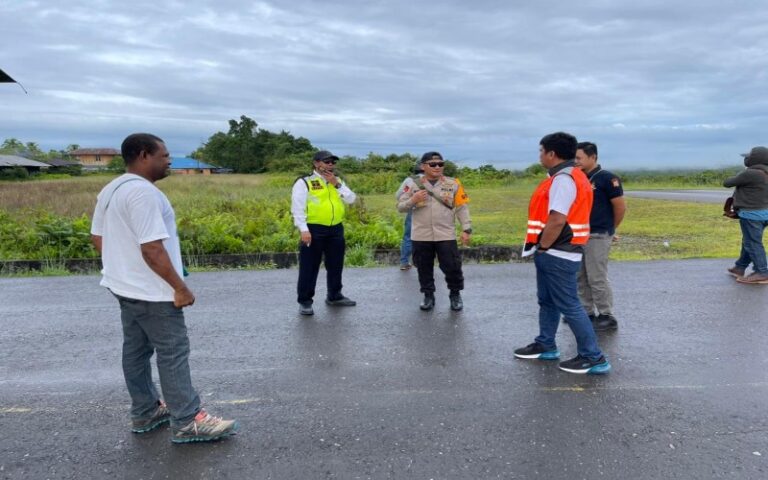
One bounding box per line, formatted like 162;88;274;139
2;1;766;170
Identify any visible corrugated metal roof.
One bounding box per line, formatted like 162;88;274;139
170;157;217;169
70;148;119;155
0;155;51;168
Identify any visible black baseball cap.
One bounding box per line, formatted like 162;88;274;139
313;150;339;162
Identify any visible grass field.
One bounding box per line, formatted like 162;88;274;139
0;174;741;266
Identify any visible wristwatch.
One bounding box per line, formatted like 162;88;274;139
463;228;472;234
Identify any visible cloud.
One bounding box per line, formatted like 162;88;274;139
2;0;768;168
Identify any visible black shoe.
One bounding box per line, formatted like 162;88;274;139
513;342;560;360
449;292;463;311
298;302;314;315
558;355;611;374
593;314;618;331
325;296;356;307
420;293;435;311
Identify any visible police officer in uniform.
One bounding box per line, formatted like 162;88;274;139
291;150;357;315
397;151;471;311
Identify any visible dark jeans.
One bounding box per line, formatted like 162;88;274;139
412;240;464;294
533;252;603;361
297;223;346;304
114;293;200;429
736;218;768;274
400;211;413;266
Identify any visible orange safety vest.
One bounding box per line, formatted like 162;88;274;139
525;163;593;253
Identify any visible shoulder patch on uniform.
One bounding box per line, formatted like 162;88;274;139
403;185;410;193
611;178;621;188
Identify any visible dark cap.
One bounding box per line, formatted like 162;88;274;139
740;146;768;164
420;151;443;163
313;150;339;162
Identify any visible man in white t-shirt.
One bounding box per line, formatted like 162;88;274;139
91;133;238;443
514;132;611;375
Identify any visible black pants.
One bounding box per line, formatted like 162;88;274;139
412;240;464;294
297;223;345;304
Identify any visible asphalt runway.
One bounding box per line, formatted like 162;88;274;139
1;260;767;479
625;189;732;203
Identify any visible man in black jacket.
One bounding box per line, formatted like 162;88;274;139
723;146;768;284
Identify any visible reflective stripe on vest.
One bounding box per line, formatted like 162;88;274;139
525;167;593;248
305;176;345;226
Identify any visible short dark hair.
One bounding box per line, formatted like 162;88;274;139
121;133;164;165
577;141;598;158
540;132;577;160
420;151;443;163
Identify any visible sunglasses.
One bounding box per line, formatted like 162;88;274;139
319;159;337;165
426;162;445;168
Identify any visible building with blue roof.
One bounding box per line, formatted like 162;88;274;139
170;157;222;175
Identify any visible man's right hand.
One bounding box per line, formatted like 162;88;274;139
301;231;312;247
411;189;428;206
174;285;195;308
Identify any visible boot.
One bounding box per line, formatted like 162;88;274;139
420;293;435;311
449;291;463;311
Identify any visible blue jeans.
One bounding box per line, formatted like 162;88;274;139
114;294;200;428
400;210;413;266
737;218;768;273
534;252;603;361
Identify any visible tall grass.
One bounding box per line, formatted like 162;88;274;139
0;174;743;263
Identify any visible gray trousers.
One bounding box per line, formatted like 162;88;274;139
577;233;614;316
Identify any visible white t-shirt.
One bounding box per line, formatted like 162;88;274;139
91;173;183;301
545;174;582;262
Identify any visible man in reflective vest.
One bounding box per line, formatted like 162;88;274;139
514;132;611;375
291;150;358;315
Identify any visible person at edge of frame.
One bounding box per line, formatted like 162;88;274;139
291;150;358;316
723;145;768;284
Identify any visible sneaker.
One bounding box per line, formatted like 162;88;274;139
513;342;560;360
400;264;412;271
299;302;314;315
736;272;768;284
419;293;435;311
449;291;463;311
727;266;746;278
593;314;618;331
325;296;357;306
131;400;170;433
171;409;238;444
558;355;611;374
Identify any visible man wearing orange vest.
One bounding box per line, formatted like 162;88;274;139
514;132;611;375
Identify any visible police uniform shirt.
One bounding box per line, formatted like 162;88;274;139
587;165;623;235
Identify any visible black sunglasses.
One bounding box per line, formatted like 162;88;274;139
319;159;337;164
426;162;445;168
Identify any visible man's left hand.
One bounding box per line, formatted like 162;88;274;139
321;170;339;187
460;231;471;246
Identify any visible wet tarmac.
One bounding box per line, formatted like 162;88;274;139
1;260;767;479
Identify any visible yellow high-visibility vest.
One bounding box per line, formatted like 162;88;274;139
304;176;345;226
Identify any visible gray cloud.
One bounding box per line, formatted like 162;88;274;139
2;0;767;169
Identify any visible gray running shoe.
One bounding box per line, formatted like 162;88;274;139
131;401;170;433
171;409;238;444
